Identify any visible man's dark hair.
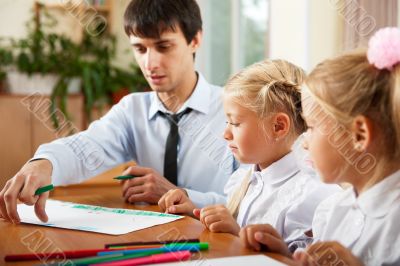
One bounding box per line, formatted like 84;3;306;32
124;0;202;44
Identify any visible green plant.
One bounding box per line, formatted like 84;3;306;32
3;9;83;128
9;9;79;75
0;5;147;130
49;15;147;127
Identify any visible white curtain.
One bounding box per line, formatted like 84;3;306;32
342;0;398;50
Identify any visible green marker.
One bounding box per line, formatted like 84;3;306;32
65;250;162;266
34;184;54;196
165;242;209;251
113;175;137;180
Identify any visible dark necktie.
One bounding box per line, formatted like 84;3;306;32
159;108;192;185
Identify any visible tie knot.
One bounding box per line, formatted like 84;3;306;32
160;108;192;124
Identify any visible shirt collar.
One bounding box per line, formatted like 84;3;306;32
358;169;400;218
251;151;300;185
148;72;211;120
338;169;400;218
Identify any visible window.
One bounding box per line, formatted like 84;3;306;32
196;0;269;86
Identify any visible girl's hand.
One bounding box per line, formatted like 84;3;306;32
239;224;291;257
293;241;364;266
193;205;240;235
158;188;196;216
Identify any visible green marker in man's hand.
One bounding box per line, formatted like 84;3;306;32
113;175;137;180
34;184;54;196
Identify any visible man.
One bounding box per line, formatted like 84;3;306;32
0;0;237;224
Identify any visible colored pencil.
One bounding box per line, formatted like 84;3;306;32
90;250;191;266
5;247;133;262
62;250;162;266
98;243;208;256
104;238;199;248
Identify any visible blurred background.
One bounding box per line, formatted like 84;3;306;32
0;0;399;186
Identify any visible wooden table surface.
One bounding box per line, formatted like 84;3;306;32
0;166;292;265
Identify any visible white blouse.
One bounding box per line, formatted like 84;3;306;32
312;170;400;266
225;151;341;247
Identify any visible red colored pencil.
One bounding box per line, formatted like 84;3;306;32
5;246;141;262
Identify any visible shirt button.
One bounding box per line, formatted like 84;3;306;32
354;217;363;226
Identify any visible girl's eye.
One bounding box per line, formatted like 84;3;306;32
226;121;240;127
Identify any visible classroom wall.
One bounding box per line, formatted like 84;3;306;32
269;0;310;70
0;0;85;42
269;0;343;71
0;0;32;40
109;0;136;70
309;0;343;68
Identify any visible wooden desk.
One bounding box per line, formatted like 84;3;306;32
0;168;292;265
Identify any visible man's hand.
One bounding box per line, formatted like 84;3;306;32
193;205;240;235
0;160;52;224
158;188;196;215
121;166;177;204
239;224;291;257
293;241;364;266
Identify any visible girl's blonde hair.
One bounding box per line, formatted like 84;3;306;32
305;51;400;160
305;51;400;191
224;59;307;137
225;59;307;217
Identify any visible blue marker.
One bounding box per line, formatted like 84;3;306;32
97;242;208;256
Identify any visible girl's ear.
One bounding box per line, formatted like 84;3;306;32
351;115;373;152
272;113;291;139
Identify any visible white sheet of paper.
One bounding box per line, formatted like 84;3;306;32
154;255;287;266
17;199;183;235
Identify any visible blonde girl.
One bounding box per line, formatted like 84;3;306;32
159;59;339;251
241;28;400;266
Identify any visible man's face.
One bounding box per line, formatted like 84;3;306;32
129;25;200;94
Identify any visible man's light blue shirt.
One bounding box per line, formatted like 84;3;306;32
33;73;238;207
